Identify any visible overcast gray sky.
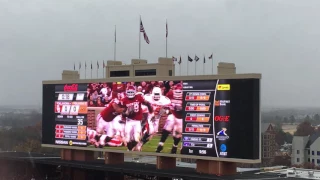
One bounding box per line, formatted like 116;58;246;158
0;0;319;108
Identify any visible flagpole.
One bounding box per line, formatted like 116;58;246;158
114;25;116;61
212;53;214;74
139;16;141;59
179;63;181;76
97;62;99;79
187;57;189;76
203;55;205;75
91;61;92;79
195;60;197;75
85;62;87;79
166;19;167;58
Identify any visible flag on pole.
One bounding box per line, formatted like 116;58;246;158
73;63;75;70
204;56;206;63
97;61;99;69
103;61;105;68
166;20;168;38
195;55;199;62
91;62;92;69
188;56;193;62
79;62;81;70
172;56;177;62
178;56;182;64
209;54;213;59
85;62;87;69
140;18;150;44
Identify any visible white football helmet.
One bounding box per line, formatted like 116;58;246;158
152;87;162;101
126;85;136;99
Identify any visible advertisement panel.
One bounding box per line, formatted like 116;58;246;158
42;78;260;161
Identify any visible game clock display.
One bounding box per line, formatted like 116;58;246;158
42;78;260;161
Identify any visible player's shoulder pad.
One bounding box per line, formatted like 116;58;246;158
161;96;171;103
144;94;152;100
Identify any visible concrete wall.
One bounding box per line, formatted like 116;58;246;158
217;62;236;75
291;136;309;165
62;70;80;80
105;58;175;78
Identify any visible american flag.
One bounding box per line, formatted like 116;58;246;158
140;19;150;44
178;56;182;64
209;54;213;59
97;61;99;69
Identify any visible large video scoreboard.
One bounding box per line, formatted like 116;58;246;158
42;76;261;162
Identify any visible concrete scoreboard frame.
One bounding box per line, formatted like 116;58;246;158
42;73;262;165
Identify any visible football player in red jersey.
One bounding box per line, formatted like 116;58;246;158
156;83;183;154
121;85;153;151
95;89;126;148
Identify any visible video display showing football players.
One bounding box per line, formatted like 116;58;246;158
87;81;183;153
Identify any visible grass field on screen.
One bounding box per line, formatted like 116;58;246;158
89;135;181;154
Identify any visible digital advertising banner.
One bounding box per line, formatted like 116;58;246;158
42;79;260;161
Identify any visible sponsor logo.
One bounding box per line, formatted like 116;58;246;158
55;140;68;145
216;127;229;141
217;84;230;90
68;141;87;146
215;100;230;106
219;144;228;156
214;115;230;122
64;84;78;92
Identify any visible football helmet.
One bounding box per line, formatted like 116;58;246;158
173;83;183;99
126;85;136;98
152;87;162;101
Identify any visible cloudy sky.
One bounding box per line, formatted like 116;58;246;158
0;0;319;107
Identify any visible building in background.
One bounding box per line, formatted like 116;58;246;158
291;133;320;166
261;123;277;166
105;58;175;77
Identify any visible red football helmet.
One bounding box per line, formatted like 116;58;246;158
173;83;183;99
126;85;136;98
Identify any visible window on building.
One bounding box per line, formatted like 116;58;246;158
169;70;172;76
317;159;320;164
308;150;310;155
317;151;320;156
110;70;130;77
135;69;156;76
297;158;300;163
312;151;315;155
312;159;315;163
308;158;310;162
297;150;300;154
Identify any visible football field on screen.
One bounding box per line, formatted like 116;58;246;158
89;135;180;154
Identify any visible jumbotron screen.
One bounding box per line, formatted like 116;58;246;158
42;79;260;160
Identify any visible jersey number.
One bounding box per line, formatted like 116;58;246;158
133;102;139;112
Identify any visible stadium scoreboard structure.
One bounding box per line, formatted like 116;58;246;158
42;74;261;163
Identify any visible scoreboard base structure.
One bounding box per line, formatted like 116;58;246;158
59;148;238;177
196;159;237;175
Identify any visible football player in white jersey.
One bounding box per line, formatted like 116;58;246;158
136;87;171;151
